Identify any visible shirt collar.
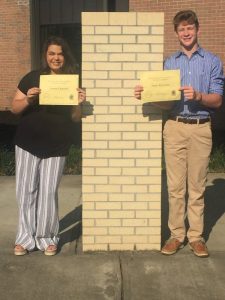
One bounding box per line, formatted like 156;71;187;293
175;46;204;58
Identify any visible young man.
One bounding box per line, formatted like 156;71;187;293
135;10;224;257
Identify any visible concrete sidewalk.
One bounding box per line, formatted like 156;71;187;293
0;174;225;300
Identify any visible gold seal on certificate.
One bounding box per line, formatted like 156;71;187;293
39;74;79;105
140;70;181;102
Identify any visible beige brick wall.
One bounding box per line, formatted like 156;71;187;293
82;12;164;252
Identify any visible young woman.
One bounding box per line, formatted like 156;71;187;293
12;36;85;256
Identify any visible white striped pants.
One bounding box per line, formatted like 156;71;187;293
15;146;66;251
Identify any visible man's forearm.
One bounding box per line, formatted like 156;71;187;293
195;92;222;108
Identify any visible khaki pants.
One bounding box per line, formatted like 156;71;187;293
163;119;212;243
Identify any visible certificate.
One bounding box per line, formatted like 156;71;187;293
39;74;79;105
140;70;181;102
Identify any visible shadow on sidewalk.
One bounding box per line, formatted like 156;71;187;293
203;178;225;241
58;204;82;251
161;171;170;246
161;172;225;245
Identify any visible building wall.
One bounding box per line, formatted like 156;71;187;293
129;0;225;69
1;0;224;108
0;0;30;110
82;12;164;251
0;0;225;110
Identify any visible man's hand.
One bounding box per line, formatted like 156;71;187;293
179;86;202;102
134;85;144;100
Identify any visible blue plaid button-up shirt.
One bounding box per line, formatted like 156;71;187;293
164;47;224;118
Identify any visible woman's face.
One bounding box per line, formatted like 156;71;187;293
46;44;65;74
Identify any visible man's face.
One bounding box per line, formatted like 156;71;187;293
176;21;199;50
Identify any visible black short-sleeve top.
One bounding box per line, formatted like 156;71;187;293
14;70;75;158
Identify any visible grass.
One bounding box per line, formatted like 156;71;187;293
0;145;225;176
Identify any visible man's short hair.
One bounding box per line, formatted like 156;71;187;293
173;10;199;32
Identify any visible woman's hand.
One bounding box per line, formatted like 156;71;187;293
26;87;41;104
12;87;40;114
77;88;86;104
71;88;86;122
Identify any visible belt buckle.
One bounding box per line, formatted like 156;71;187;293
176;116;182;122
176;116;189;124
175;116;197;124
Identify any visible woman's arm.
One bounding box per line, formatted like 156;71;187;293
11;87;40;114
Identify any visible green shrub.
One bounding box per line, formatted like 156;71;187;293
64;145;82;174
0;145;225;175
209;146;225;172
0;147;15;176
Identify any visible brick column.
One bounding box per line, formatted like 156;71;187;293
82;12;164;251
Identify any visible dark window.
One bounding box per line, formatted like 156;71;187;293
31;0;129;69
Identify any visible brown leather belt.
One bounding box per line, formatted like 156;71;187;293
169;116;210;124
